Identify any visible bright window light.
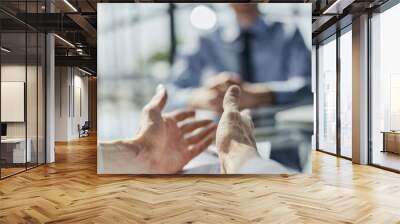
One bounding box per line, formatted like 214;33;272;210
63;0;78;12
1;47;11;53
78;67;93;76
54;34;75;48
190;5;217;30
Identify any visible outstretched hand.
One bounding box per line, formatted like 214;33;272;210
216;85;258;174
136;85;217;173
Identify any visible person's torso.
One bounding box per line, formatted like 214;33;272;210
200;20;291;83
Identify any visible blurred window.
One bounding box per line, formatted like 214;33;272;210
317;37;337;154
339;29;352;158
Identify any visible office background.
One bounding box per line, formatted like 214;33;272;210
314;2;400;172
0;0;47;178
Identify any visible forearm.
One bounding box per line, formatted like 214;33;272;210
220;142;258;174
98;137;151;174
254;77;311;105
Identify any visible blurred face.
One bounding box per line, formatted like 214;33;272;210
230;3;259;28
230;3;258;16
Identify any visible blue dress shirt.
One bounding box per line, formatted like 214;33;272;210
169;17;311;108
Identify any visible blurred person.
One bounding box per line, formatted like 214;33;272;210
169;3;311;112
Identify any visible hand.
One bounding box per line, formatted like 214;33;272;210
204;72;241;92
239;83;273;109
216;85;258;174
137;85;217;173
204;72;273;109
101;85;217;174
188;87;224;112
189;72;241;112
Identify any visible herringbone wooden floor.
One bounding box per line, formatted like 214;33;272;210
1;135;400;224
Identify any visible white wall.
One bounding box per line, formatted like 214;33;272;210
55;67;89;141
1;65;40;138
55;66;69;141
71;73;89;138
1;66;26;139
1;63;47;164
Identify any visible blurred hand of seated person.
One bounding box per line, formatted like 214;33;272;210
100;85;217;174
188;72;240;112
188;72;273;112
216;85;259;174
207;73;274;109
239;82;274;109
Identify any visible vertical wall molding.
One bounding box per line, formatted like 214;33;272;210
46;32;55;163
315;45;319;150
0;29;2;178
352;14;369;164
88;77;97;132
336;29;341;157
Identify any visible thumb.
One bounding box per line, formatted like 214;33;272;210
145;84;168;112
223;85;241;111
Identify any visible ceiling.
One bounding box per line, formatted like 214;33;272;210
0;0;393;74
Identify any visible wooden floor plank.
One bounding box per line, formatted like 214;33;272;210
1;135;400;223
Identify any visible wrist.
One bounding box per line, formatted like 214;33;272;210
99;135;151;174
123;134;156;164
220;143;258;174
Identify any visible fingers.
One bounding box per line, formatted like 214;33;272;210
144;84;168;113
209;94;224;113
227;74;242;85
223;85;241;111
207;72;241;90
180;120;213;134
167;109;195;122
185;123;217;145
187;131;215;159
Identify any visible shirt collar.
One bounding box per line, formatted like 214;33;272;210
220;17;267;43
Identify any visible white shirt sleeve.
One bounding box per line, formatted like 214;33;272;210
238;156;293;174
